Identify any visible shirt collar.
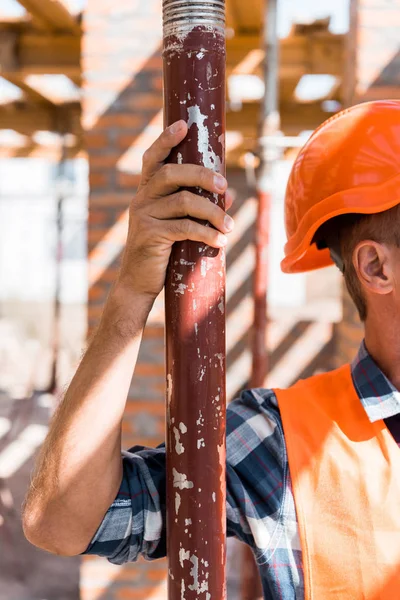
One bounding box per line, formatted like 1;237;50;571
351;340;400;423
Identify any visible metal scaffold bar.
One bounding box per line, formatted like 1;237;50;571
243;0;280;598
252;0;280;390
162;2;227;599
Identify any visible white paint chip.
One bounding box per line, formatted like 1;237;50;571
187;105;222;173
175;283;188;295
173;427;185;455
175;492;181;515
173;468;194;490
179;547;190;568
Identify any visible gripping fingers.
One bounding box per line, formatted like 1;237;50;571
141;120;188;184
151;191;234;235
150;162;227;197
164;219;228;248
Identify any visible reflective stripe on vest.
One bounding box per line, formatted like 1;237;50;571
274;364;400;600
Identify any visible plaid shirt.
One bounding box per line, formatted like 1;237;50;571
84;341;400;599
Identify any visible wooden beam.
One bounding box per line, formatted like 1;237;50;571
0;31;81;79
0;28;342;85
0;141;83;159
0;98;332;145
227;32;345;79
0;98;332;168
0;101;81;134
0;30;19;72
357;86;400;102
225;0;238;30
2;74;55;105
227;101;335;136
225;99;335;167
229;0;262;32
0;16;30;30
19;34;81;77
15;0;81;35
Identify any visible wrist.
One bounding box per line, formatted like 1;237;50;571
100;282;155;339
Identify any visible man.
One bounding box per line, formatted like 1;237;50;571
23;100;400;599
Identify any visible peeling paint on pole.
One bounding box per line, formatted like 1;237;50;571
162;2;227;599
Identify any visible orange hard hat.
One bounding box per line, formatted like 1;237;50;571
281;100;400;273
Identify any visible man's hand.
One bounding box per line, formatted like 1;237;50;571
22;120;234;557
118;119;234;298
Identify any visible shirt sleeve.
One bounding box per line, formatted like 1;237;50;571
225;388;287;561
83;388;286;565
83;445;167;564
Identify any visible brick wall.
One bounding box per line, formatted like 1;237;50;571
82;1;167;598
347;0;400;105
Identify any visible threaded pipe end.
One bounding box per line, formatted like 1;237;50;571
163;0;225;38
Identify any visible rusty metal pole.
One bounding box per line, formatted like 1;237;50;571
162;2;227;600
243;1;280;598
251;0;280;389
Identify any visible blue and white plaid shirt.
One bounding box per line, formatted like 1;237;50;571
84;341;400;599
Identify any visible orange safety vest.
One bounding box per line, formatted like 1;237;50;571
274;364;400;600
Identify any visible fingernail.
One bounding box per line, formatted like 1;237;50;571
224;215;234;231
169;121;184;134
218;234;228;246
214;174;227;191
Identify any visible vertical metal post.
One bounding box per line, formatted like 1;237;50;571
48;134;68;395
251;0;280;389
243;1;280;598
162;2;227;600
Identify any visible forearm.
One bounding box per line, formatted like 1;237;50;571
23;284;155;555
22;120;232;557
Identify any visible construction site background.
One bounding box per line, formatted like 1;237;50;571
0;0;397;598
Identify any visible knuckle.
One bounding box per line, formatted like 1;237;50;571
177;190;190;212
180;218;191;233
200;166;213;187
161;163;174;183
181;218;194;236
142;148;151;165
196;166;207;187
166;220;180;236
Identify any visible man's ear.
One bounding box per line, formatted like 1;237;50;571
353;241;393;296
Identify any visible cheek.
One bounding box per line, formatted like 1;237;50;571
394;269;400;291
392;249;400;287
390;263;400;297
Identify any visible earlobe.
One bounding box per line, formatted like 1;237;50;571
354;241;393;295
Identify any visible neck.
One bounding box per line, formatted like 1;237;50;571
364;317;400;390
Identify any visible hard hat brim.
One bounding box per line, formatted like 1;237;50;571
281;172;400;274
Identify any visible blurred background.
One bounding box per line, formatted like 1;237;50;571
0;0;396;597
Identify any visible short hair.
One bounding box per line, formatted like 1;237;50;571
314;205;400;321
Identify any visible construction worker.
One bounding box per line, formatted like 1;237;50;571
23;100;400;599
